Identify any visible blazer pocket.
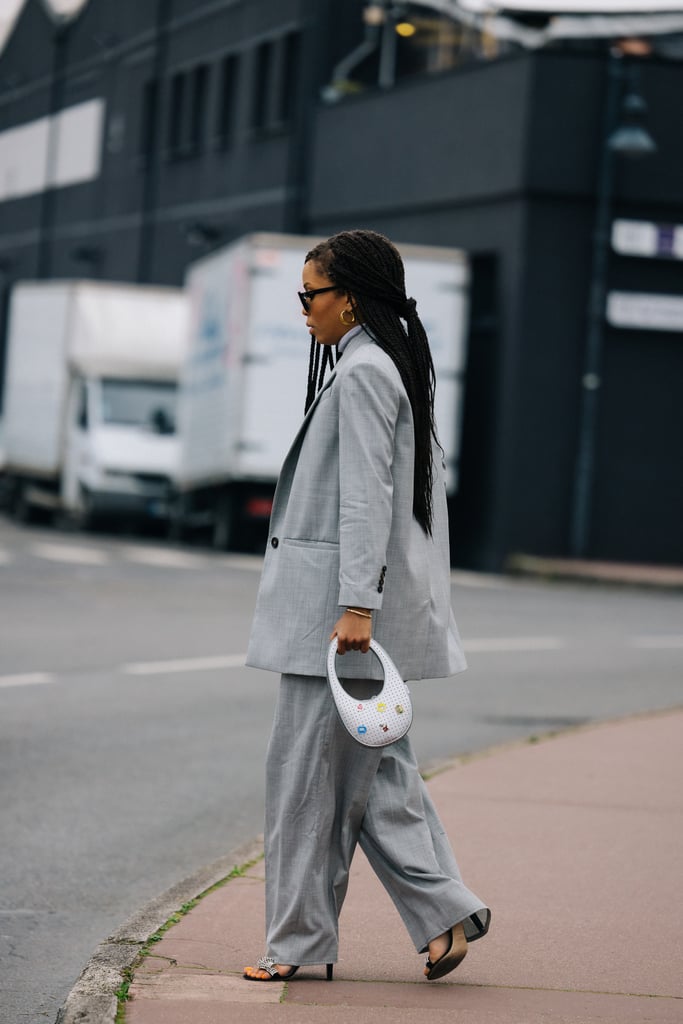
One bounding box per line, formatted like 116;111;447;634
277;541;340;652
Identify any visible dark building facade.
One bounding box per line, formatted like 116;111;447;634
1;0;681;569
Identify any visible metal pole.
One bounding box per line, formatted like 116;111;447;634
378;6;397;89
0;263;12;415
137;0;171;283
283;0;332;233
37;25;67;278
569;53;623;558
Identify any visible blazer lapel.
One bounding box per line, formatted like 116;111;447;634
270;362;339;516
272;332;373;515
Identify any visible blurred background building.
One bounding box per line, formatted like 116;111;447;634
0;0;681;570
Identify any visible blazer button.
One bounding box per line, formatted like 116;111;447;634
377;584;383;593
271;537;279;548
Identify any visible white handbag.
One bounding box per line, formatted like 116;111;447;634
326;638;413;748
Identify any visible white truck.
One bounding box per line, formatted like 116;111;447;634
3;280;187;528
174;232;470;550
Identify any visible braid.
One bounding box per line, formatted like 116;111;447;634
305;337;320;413
305;338;335;414
305;230;440;535
319;344;335;391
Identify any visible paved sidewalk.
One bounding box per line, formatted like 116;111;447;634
111;708;683;1024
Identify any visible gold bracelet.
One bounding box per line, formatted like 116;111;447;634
346;607;372;619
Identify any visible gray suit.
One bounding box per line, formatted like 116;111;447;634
246;329;467;681
247;328;489;967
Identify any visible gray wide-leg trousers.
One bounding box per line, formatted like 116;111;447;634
264;674;490;966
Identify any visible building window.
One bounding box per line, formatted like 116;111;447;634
251;40;274;132
139;78;159;160
167;71;186;156
277;31;301;124
216;53;238;147
189;64;209;154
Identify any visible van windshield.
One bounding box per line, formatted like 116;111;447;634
101;379;177;434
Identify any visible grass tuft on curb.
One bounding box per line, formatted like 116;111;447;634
115;853;263;1021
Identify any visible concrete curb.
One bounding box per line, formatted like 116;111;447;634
53;837;264;1024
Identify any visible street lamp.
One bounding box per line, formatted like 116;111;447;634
608;86;657;158
569;52;657;559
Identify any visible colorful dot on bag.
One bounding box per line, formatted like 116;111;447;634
395;705;404;714
377;702;387;712
380;723;389;733
357;704;364;710
357;725;368;735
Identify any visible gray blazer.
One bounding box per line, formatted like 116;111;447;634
246;329;467;681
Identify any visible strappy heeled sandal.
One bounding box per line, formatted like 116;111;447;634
243;956;334;981
425;923;468;981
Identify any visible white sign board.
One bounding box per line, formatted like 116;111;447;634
607;292;683;332
612;219;683;260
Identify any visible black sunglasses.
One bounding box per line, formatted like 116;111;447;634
298;285;338;313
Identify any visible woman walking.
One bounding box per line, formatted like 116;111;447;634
243;230;490;983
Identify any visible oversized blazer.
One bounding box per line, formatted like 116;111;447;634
246;329;467;681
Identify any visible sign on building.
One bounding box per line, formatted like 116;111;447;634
607;291;683;332
612;219;683;260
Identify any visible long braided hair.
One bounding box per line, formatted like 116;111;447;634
305;229;439;536
304;330;336;415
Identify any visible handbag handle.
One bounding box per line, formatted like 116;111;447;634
326;637;412;747
327;638;399;688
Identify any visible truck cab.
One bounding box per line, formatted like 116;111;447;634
2;280;187;530
61;375;180;525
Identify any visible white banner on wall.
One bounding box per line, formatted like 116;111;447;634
0;98;105;203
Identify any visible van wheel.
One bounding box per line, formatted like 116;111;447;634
72;487;95;532
212;491;236;551
167;495;189;543
11;483;37;525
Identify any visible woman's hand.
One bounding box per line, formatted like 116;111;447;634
330;609;372;655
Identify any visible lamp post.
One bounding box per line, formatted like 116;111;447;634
37;21;68;278
0;259;13;416
569;51;657;559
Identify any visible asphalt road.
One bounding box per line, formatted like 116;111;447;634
0;516;681;1023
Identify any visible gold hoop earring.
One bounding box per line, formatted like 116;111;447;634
339;309;356;326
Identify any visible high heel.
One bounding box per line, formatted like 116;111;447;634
243;957;299;981
425;923;468;981
243;957;335;982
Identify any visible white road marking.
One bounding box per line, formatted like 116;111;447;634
31;543;110;566
632;635;683;649
0;672;54;689
118;546;208;570
463;636;565;653
0;637;574;691
219;554;266;573
122;653;247;676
